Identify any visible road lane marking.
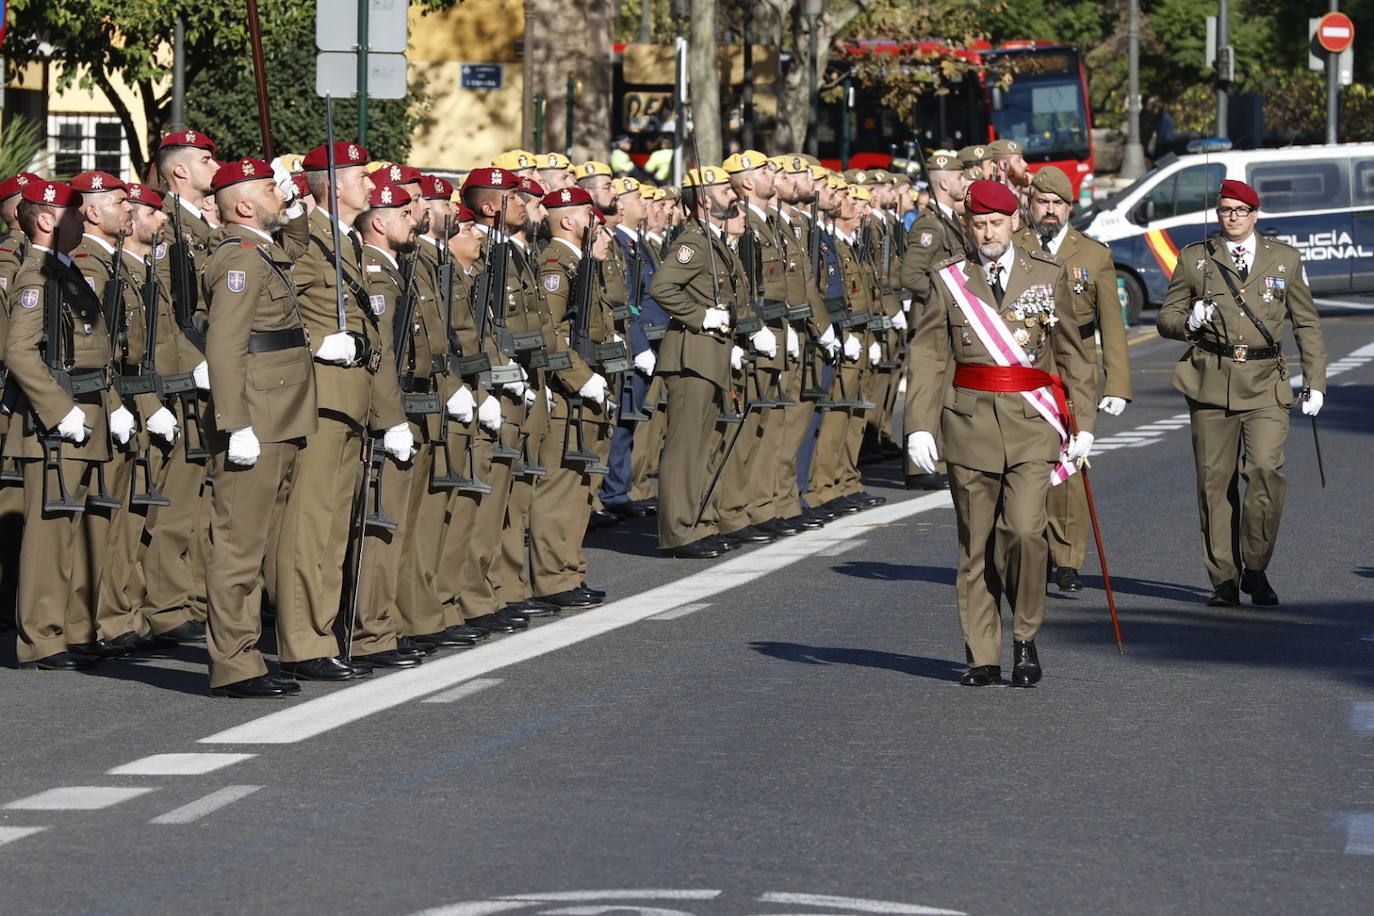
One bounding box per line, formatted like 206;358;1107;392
649;602;713;621
198;491;954;746
755;892;966;915
818;536;869;557
149;785;263;825
421;678;504;704
0;827;47;847
108;753;256;776
1128;331;1159;346
503;891;723;901
1350;701;1374;732
4;786;157;811
1345;813;1374;855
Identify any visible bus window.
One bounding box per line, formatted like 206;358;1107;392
1248;161;1350;212
991;75;1088;161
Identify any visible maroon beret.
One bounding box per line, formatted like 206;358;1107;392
461;167;520;192
454;204;477;223
21;181;81;207
541;186;593;209
0;172;41;200
379;162;422;185
517;176;545;197
368;183;412;208
125;183;165;209
420;175;454;200
211;158;274;192
1218;179;1259;209
69;171;125;194
292;174;312;198
966;179;1018;215
158;129;217;155
301;141;369;171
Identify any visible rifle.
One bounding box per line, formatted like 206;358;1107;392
38;261;87;513
561;225;610;472
433;216;492;494
166;197;212;462
85;234;127;511
127;242;170;507
467;202;525;464
615;231;651;423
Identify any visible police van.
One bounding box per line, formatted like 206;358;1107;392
1074;142;1374;321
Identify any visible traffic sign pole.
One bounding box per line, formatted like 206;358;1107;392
357;0;369;145
1320;6;1354;143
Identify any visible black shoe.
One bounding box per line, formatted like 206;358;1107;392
537;590;601;608
660;538;723;559
787;513;825;530
606;501;649;520
824;497;862;515
67;639;131;659
398;636;439;655
496;606;530;624
721;525;774;544
852;491;887;507
802;506;836;523
1240;569;1279;606
1207;581;1240;607
162;620;207;643
1055;567;1085;593
279;656;360;681
758;518;801;537
1011;641;1042;687
708;534;737;552
20;651;102;671
413;629;478;648
210;675;300;698
505;599;560;618
635;498;658;516
587;509;620;530
960;665;1002;686
578;582;606;598
444;624;488;642
467;613;524;634
352;649;422;668
107;630;179;653
905;473;949;491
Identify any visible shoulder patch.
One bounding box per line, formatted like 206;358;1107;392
369;294;386;316
919;231;933;248
0;277;7;289
544;273;561;292
226;270;246;292
19;288;39;308
84;275;96;289
154;241;167;260
676;245;695;264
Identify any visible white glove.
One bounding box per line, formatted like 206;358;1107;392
193;360;211;391
868;341;882;364
314;331;358;365
843;334;861;362
892;311;908;331
634;349;657;376
477;394;502;432
820;325;841;359
446;386;475;422
785;324;800;358
227;426;261;467
1301;389;1324;417
109;406;136;446
146;406;179;442
578;373;608;405
1186;299;1216;332
269;157;295;197
499;362;527;398
1066;431;1094;463
702;307;731;331
1097;396;1127;416
906;431;939;474
57;406;88;444
751;328;777;358
613;333;625;345
730;345;744;371
382;423;417;463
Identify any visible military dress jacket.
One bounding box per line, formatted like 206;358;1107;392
648;222;747;391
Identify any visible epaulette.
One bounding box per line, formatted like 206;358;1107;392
933;253;965;271
216;237;247;249
1026;247;1058;265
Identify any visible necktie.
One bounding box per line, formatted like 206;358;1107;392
1039;233;1054;252
990;264;1005;306
1233;246;1248;280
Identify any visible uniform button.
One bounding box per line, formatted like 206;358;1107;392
996;391;1007;399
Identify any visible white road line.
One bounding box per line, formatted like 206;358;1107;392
1345;814;1374;855
198;491;953;746
1317;298;1374;310
755;892;966;915
503;891;724;901
817;536;869;557
420;678;504;704
649;602;714;621
149;785;263;825
108;753;256;776
0;826;47;847
1350;701;1374;733
4;786;157;811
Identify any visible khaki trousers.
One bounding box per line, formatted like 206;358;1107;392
949;461;1052;668
139;399;210;633
274;412;361;663
395;433;454;638
206;442;297;688
657;373;724;549
629;376;666;502
15;458;99;662
770;357;811;521
349;439;416;656
529;395;599;595
493;390;548;606
447;432;513;622
1046;471;1090;570
90;450;150;640
1188;401;1288;586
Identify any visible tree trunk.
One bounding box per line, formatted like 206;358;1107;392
91;67;147;180
688;0;722;164
780;1;861;156
527;0;614;162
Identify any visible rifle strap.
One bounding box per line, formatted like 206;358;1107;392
308;235;377;329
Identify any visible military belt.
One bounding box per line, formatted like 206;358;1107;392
248;328;308;354
1193;338;1280;363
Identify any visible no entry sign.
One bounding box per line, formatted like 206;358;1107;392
1317;11;1355;54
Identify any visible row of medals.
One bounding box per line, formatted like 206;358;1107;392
1006;287;1057;360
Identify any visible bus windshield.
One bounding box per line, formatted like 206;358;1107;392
991;72;1090;162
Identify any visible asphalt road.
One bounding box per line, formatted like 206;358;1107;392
2;303;1372;916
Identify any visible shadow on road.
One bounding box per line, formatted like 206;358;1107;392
830;560;956;584
749;640;964;683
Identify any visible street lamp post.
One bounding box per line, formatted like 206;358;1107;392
1119;0;1146;179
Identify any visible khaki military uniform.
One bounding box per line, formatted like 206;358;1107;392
5;247;120;662
648;223;743;548
1158;235;1325;587
905;245;1095;667
0;231;29;626
276;207;407;662
202;224;317;687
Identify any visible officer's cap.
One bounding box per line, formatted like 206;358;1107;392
69;171;125;194
722;150;769;174
211;158;274;192
0;172;41;200
158;129;217;155
125;183;164;209
989;138;1023;157
302;142;370;171
22;180;80;207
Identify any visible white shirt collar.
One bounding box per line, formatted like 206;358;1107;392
937;201;956;220
1040;224;1069;256
978;244;1016;281
34;243;72;267
645;231;662;244
179;195;205;221
238;223;274;244
1228;233;1256;257
552;236;582;259
747;202;770;223
364;243;399;270
614;224;637;242
82;232;116;255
